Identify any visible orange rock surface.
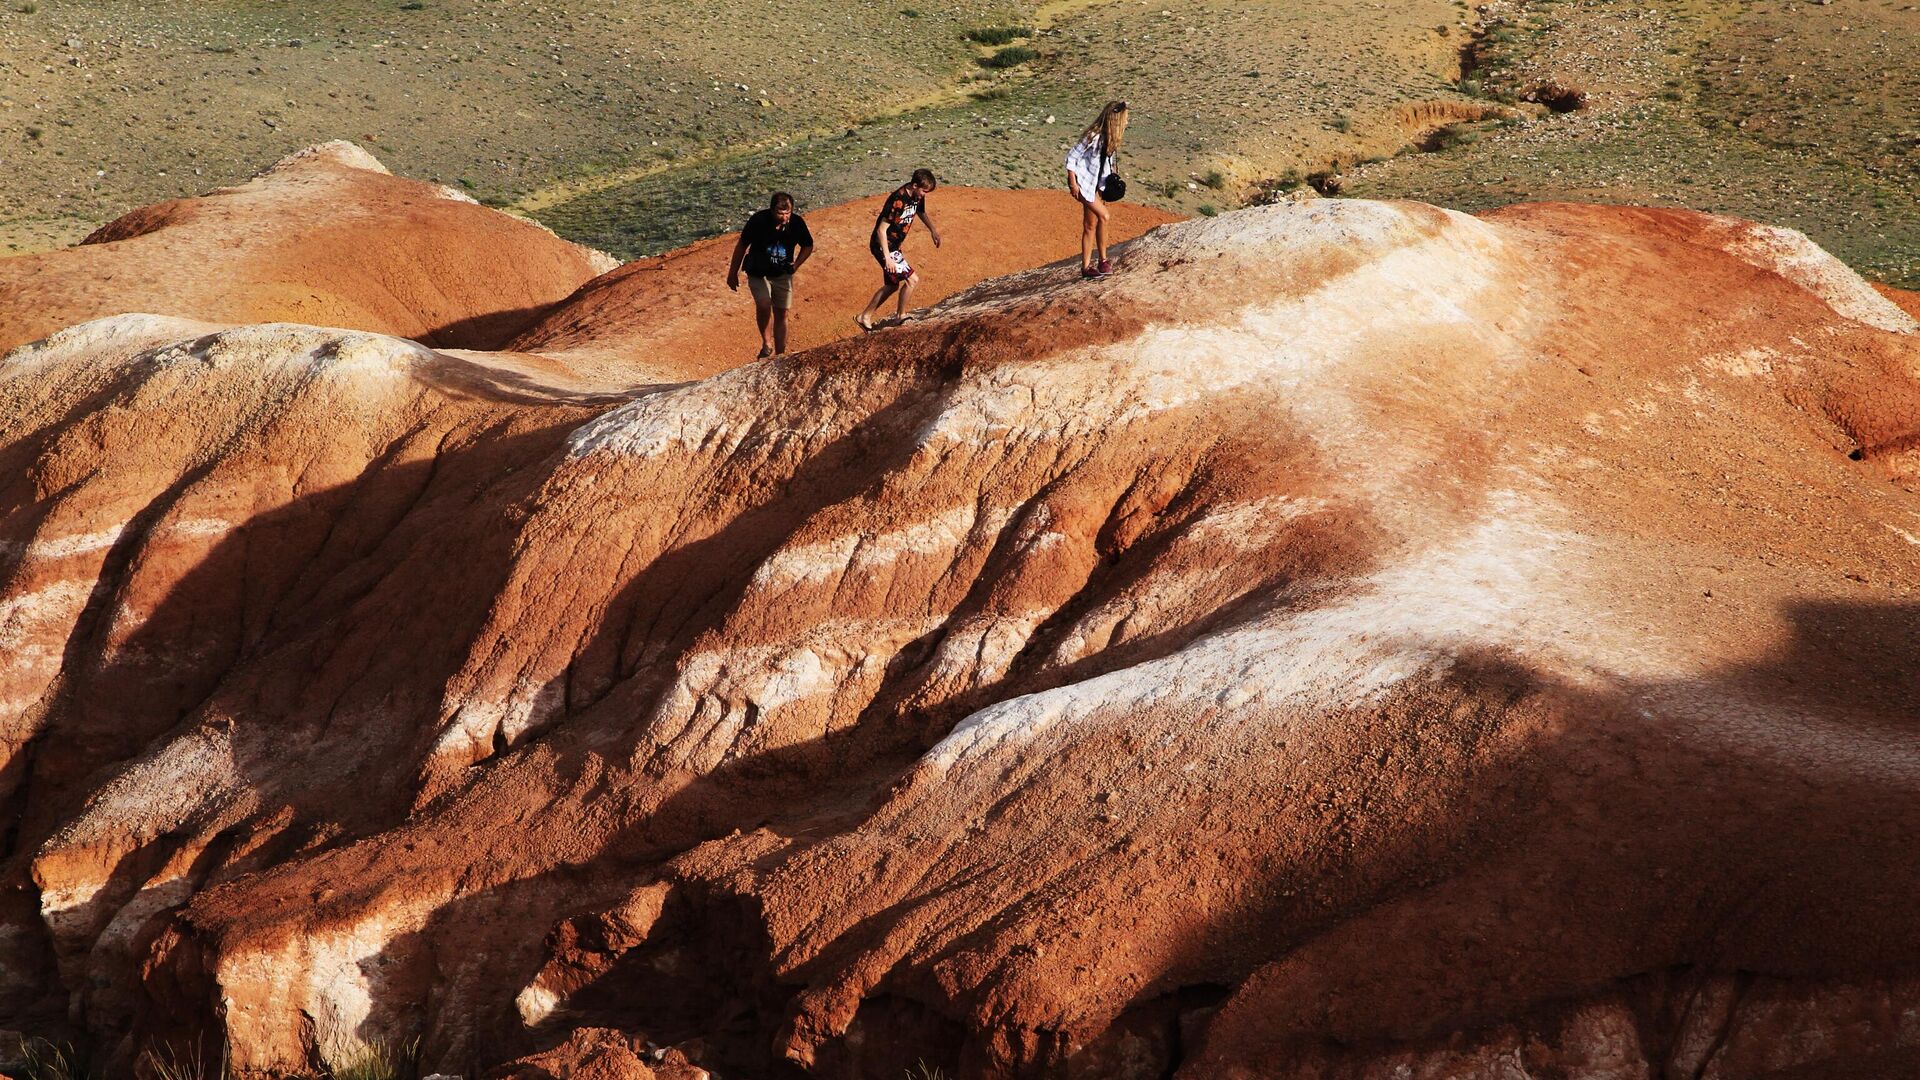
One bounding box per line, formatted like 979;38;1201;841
3;150;1919;1080
0;143;619;355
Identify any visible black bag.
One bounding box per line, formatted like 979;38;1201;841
1100;173;1127;202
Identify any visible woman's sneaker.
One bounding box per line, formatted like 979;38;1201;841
1081;264;1102;279
1097;258;1113;276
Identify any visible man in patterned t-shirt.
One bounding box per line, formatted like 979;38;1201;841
856;168;943;331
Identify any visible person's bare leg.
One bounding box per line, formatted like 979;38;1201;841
859;282;897;329
1093;200;1111;266
755;301;774;354
894;274;917;321
772;306;789;354
1081;202;1097;270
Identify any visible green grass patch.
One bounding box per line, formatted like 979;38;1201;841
963;25;1030;45
979;45;1036;69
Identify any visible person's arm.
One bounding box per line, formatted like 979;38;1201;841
1066;169;1084;203
921;202;941;248
791;221;815;273
727;233;749;290
874;202;893;250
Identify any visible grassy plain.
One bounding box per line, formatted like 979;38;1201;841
2;0;1915;286
1348;0;1920;287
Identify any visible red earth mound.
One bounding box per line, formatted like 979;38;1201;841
508;188;1180;381
1876;281;1920;321
3;166;1920;1080
0;143;617;355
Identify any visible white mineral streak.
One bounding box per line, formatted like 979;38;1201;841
1701;347;1781;379
515;982;562;1027
0;312;209;370
928;491;1663;770
0;517;232;565
35;726;241;922
749;503;1002;591
433;674;568;767
566;369;762;458
916;203;1513;475
922;611;1052;688
219;914;407;1077
0;581;91;655
1714;220;1918;335
1184;495;1330;548
646;617;945;756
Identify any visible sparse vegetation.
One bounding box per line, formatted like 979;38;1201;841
325;1037;419;1080
141;1042;229;1080
905;1062;949;1080
1201;168;1226;190
963;25;1029;46
1198;204;1218;217
979;45;1035;69
14;1;38;12
17;1038;93;1080
1;0;1912;286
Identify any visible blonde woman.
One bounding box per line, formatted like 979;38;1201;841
1065;100;1127;278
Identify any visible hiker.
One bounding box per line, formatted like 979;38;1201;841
856;168;942;331
1065;100;1128;278
727;191;815;357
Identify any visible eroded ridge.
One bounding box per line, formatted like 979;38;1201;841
2;194;1919;1079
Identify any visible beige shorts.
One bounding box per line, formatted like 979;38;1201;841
747;273;794;309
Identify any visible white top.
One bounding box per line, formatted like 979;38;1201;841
1065;133;1111;202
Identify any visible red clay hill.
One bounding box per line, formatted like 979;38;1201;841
2;146;1919;1080
0;143;620;355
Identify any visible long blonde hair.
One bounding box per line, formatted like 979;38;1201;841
1081;100;1129;156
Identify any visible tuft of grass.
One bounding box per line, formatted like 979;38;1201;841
899;7;920;16
963;25;1030;46
325;1037;420;1080
1201;168;1226;189
905;1062;949;1080
399;0;426;8
19;1039;94;1080
979;45;1036;69
26;125;43;139
141;1042;229;1080
14;1;37;12
1328;114;1351;133
1198;204;1219;217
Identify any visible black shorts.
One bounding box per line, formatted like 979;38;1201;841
870;236;912;285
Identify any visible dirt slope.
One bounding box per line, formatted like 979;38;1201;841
0;142;617;355
510;187;1180;381
3;175;1920;1079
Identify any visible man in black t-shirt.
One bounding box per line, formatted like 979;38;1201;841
728;191;815;357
